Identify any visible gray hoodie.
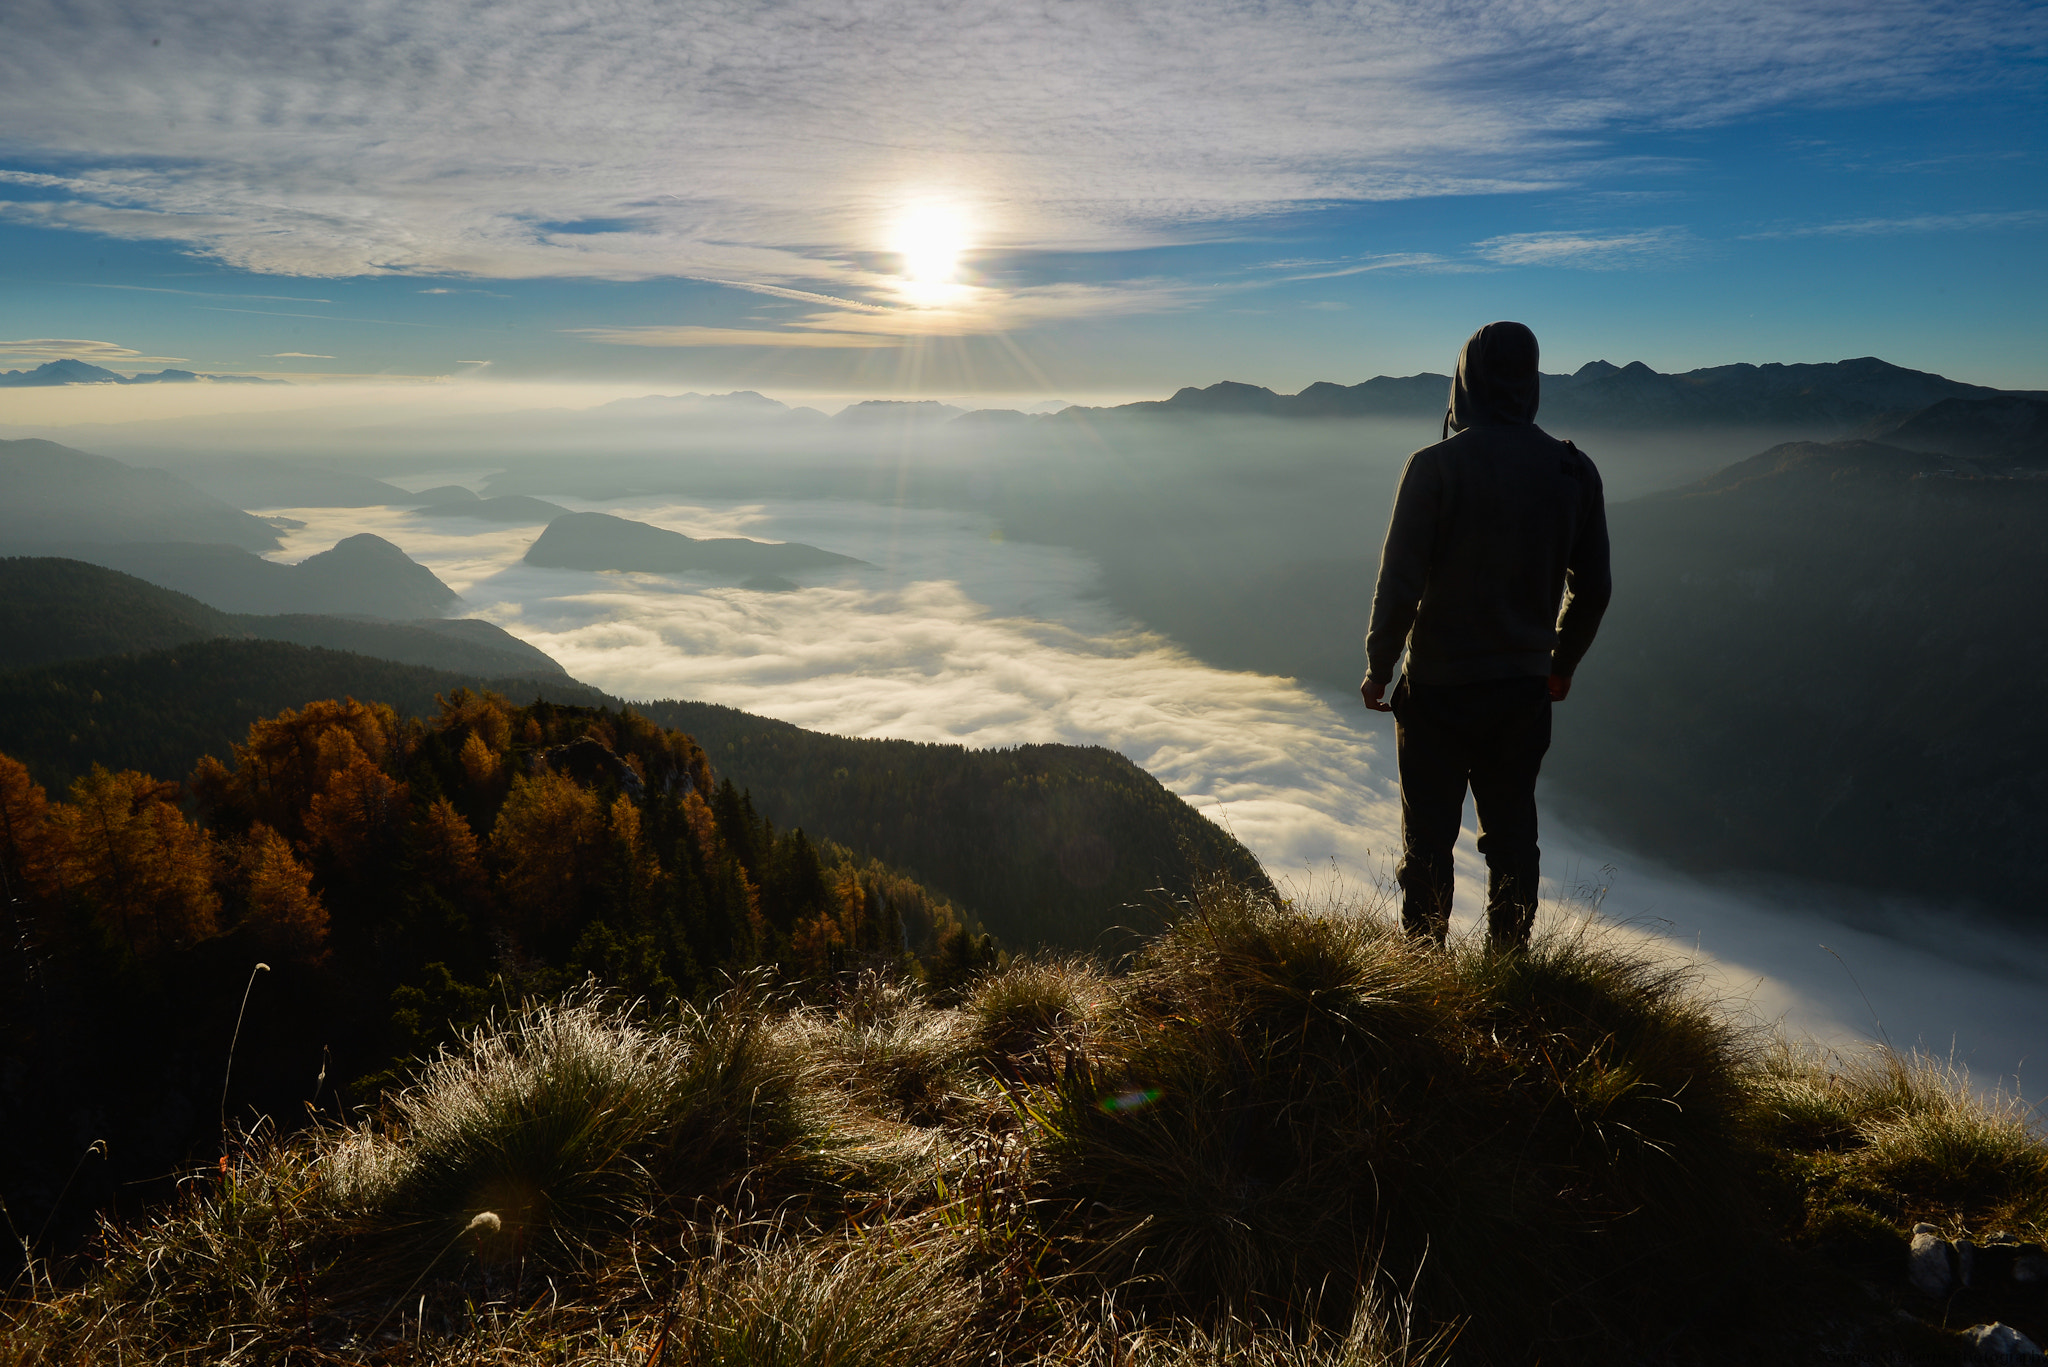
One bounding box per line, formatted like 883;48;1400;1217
1364;322;1612;686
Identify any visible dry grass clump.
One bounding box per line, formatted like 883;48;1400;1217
1748;1040;2048;1239
1023;882;1765;1360
966;953;1111;1075
7;881;2046;1366
786;970;983;1130
332;982;822;1277
670;1227;992;1366
2;1135;336;1365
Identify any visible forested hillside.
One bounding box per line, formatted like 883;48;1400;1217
0;692;991;1254
637;699;1272;949
0;637;605;792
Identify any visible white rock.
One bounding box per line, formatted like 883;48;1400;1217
1909;1230;1953;1297
1967;1322;2041;1358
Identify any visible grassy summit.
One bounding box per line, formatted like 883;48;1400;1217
5;887;2041;1365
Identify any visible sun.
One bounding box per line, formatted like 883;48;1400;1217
890;201;970;285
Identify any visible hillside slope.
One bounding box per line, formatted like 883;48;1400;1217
636;699;1271;950
0;557;564;679
1548;440;2048;916
0;437;281;551
64;533;460;616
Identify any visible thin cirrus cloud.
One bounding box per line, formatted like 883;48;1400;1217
0;337;188;366
574;278;1207;347
0;0;2035;304
1741;208;2048;238
1473;227;1696;269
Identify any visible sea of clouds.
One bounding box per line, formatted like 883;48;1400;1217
266;491;2048;1099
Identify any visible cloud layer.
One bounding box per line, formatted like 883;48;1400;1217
2;0;2038;297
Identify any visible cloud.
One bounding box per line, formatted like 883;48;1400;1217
0;0;2034;300
1278;252;1456;280
570;326;900;350
0;336;188;366
199;306;444;328
84;283;334;303
266;351;335;359
1474;227;1695;269
1743;208;2048;238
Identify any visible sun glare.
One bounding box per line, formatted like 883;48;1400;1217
891;201;970;286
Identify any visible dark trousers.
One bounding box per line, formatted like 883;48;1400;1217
1391;675;1551;950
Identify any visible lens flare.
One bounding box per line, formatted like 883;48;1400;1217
1099;1087;1162;1114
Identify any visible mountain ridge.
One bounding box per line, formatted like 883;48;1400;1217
1049;356;2033;428
0;358;284;386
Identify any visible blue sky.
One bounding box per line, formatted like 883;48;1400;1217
1;0;2042;398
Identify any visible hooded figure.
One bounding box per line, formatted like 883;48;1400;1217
1444;319;1542;436
1361;322;1611;949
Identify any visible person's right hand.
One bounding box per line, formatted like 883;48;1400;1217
1361;678;1392;712
1547;674;1572;702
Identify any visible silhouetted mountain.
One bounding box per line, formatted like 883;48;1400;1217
0;359;283;386
0;359;124;386
1547;438;2048;918
0;437;281;551
69;533;459;617
0;558;558;677
177;456;415;507
1067;357;2021;430
414;494;570;523
1874;395;2048;467
833;399;965;424
408;484;480;503
524;512;866;577
952;407;1035;424
597;389;816;421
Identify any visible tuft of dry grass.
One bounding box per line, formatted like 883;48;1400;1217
1749;1039;2048;1238
6;884;2045;1367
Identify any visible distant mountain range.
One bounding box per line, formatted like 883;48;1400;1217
0;358;285;386
0;558;563;679
1;437;283;550
1051;357;2039;430
413;492;571;523
0;437;467;616
541;356;2038;434
75;534;460;618
524;511;867;581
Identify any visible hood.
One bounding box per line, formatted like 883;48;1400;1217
1444;321;1541;437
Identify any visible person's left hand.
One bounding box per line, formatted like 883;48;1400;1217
1547;673;1572;702
1361;678;1392;712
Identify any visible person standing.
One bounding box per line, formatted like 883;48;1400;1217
1360;321;1611;950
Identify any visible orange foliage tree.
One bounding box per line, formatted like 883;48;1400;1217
236;822;330;961
50;766;218;957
